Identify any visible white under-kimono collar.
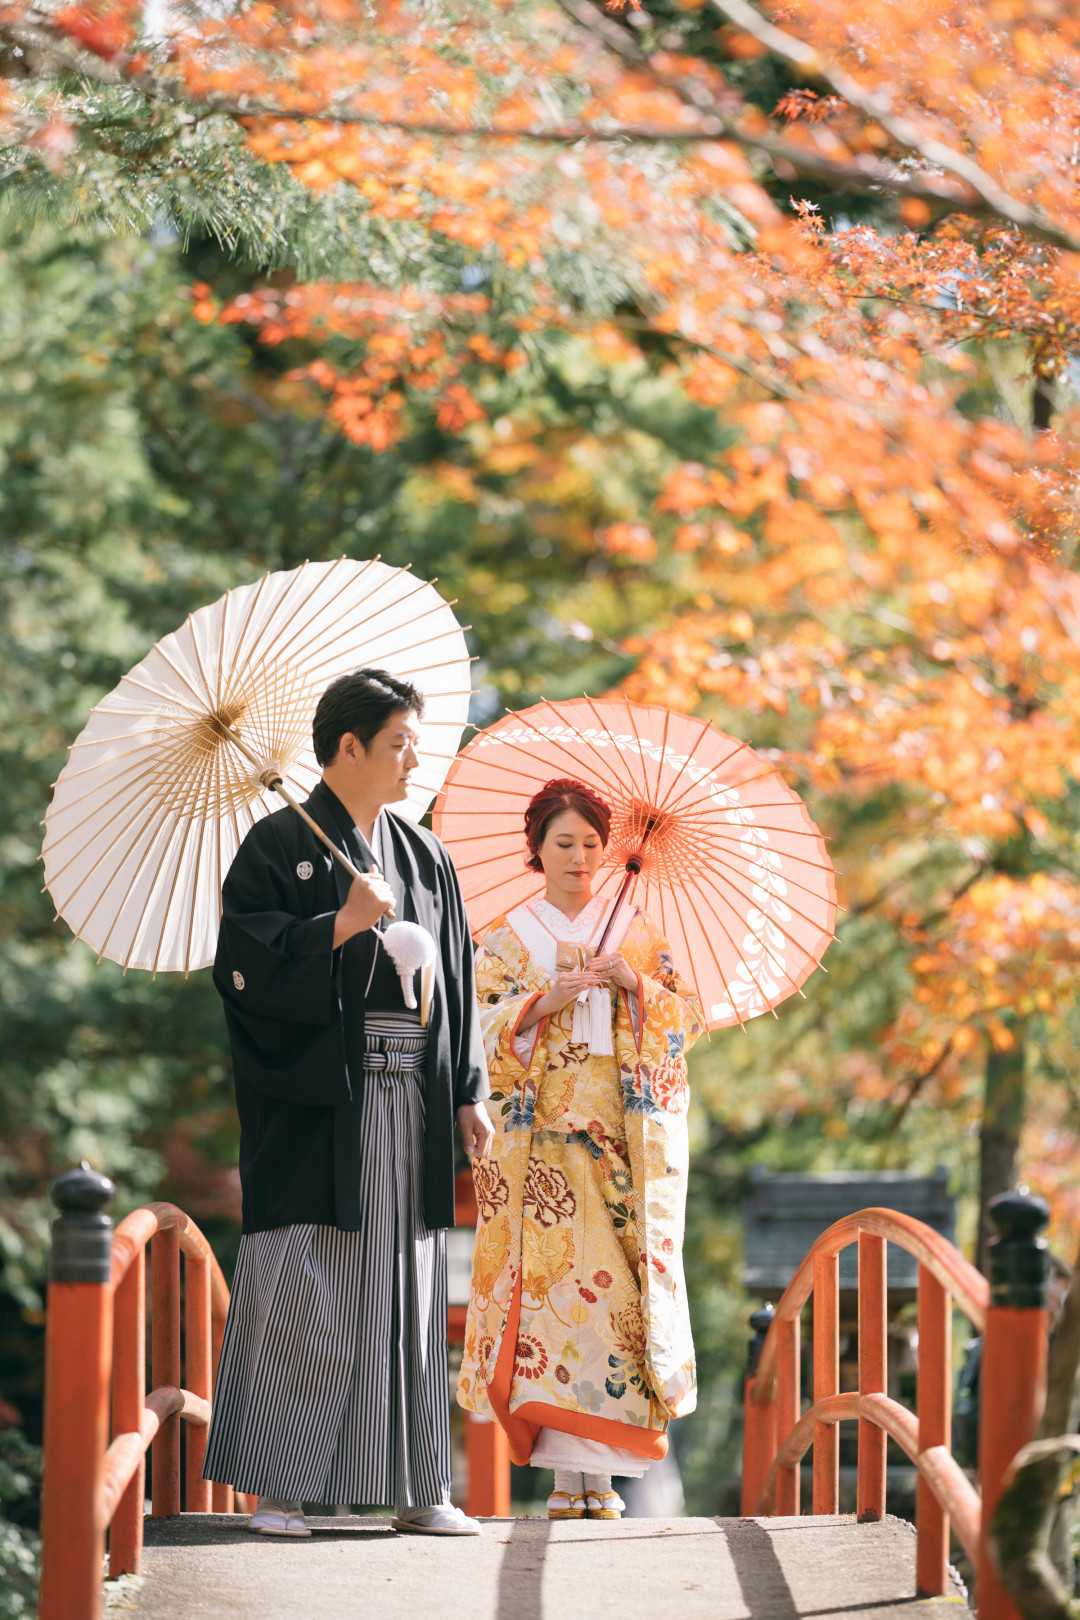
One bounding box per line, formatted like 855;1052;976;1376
370;812;386;872
507;894;634;1057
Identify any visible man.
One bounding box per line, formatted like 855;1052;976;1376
203;668;493;1536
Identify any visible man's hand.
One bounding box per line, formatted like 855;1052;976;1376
457;1102;495;1159
333;870;395;946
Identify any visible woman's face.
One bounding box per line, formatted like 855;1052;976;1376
537;809;606;893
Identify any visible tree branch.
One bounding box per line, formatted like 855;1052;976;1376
1;20;718;139
706;0;1080;253
557;0;1054;231
12;4;1080;246
883;1032;957;1136
553;310;804;400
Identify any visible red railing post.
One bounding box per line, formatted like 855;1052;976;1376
776;1312;801;1514
109;1246;146;1576
465;1413;511;1517
978;1191;1050;1620
151;1224;182;1517
916;1264;951;1596
185;1252;212;1512
38;1163;117;1620
857;1230;887;1522
741;1304;778;1515
813;1248;839;1514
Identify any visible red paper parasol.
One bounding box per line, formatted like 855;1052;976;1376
432;697;837;1031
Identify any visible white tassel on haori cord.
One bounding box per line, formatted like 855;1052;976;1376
381;921;437;1026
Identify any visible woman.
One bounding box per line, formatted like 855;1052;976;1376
457;778;704;1520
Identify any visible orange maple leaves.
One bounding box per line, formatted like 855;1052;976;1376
190;279;516;447
19;0;1080;1210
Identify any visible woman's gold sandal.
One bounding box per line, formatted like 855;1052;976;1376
547;1491;586;1520
585;1491;624;1521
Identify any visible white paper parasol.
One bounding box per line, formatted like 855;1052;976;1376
42;557;471;975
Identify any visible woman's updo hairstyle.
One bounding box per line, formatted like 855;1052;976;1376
524;778;612;873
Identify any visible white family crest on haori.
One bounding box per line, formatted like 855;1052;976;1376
433;696;837;1032
42;558;472;976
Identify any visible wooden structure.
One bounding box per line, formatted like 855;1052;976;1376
741;1193;1050;1620
38;1160;509;1620
743;1166;955;1298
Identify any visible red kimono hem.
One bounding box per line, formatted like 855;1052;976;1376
484;1273;668;1468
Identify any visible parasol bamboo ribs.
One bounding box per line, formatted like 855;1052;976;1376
219;721;396;914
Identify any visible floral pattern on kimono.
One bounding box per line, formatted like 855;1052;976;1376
457;906;704;1465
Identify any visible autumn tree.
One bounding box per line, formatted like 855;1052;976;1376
5;0;1080;1251
4;0;1080;1532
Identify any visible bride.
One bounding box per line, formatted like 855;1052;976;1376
457;777;703;1520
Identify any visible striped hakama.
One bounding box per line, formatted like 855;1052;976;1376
203;1012;451;1508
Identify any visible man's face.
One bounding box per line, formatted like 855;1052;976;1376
358;708;422;804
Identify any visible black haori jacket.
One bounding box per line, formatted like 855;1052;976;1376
213;781;488;1233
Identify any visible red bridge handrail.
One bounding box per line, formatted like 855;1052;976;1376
39;1169;508;1620
38;1191;253;1620
741;1204;1047;1620
755;1389;982;1560
752;1207;989;1405
111;1201;230;1316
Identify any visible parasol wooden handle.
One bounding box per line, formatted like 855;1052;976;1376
218;723;395;911
262;774;367;883
594;855;643;957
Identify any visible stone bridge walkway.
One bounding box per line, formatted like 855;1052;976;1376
118;1512;973;1620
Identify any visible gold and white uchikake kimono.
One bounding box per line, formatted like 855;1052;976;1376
457;895;704;1473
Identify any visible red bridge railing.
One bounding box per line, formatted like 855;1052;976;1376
38;1161;509;1620
740;1194;1050;1620
38;1163;256;1620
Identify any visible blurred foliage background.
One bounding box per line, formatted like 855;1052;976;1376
4;0;1080;1585
0;208;746;1540
0;203;1009;1539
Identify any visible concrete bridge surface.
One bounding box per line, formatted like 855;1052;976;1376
117;1511;973;1620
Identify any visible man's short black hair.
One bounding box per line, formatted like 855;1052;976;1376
312;668;424;766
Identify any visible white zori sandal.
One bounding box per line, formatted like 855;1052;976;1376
248;1497;311;1537
392;1503;482;1536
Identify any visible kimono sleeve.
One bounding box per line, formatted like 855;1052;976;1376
475;943;544;1086
214;819;337;1027
615;919;702;1419
628;929;705;1064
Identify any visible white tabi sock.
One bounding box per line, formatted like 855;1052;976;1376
583;1472;612;1496
553;1469;583;1498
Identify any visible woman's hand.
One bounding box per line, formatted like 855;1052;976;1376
517;970;603;1031
591;951;638;993
547;969;606;1010
457;1102;495;1159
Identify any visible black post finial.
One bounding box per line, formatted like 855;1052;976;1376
747;1302;776;1376
986;1187;1050;1309
49;1161;116;1284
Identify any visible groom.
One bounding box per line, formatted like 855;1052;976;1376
203;667;493;1536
